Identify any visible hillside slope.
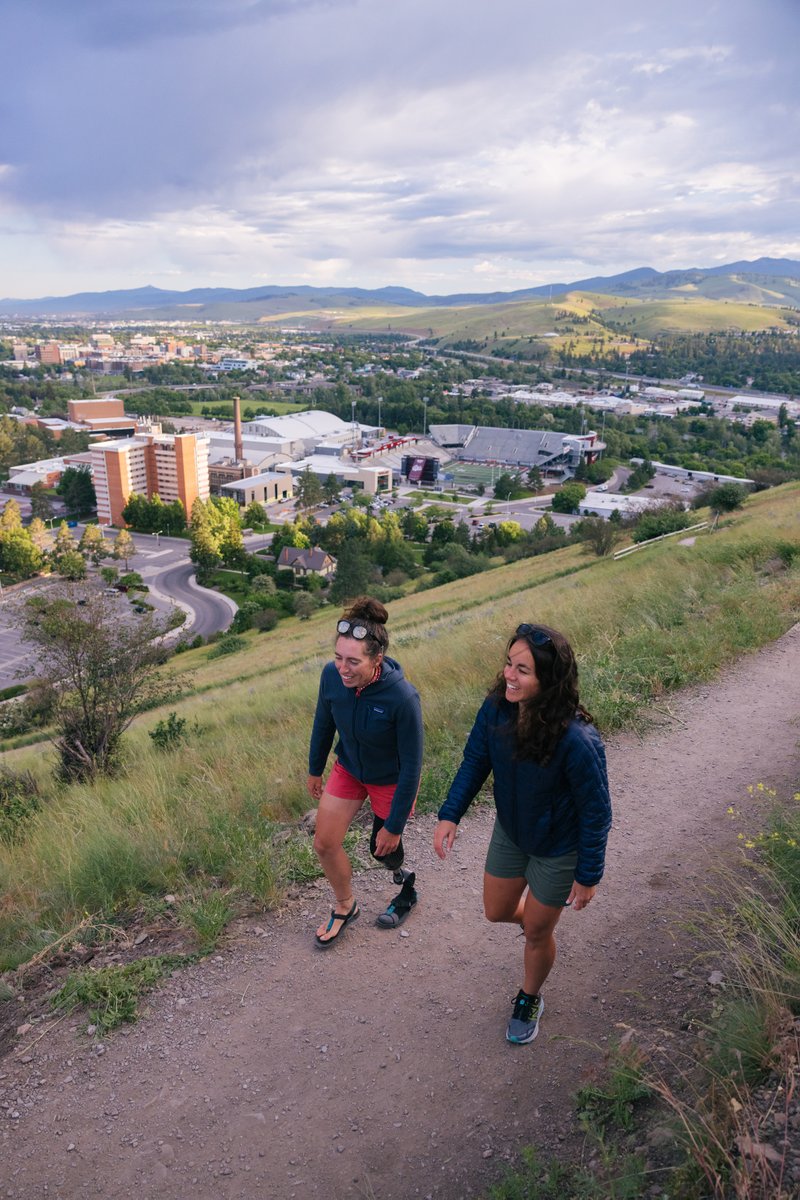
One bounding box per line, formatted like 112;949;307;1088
3;619;800;1198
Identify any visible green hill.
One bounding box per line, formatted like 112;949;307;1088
1;483;799;969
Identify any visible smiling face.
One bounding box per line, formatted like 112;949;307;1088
503;638;540;705
334;635;381;689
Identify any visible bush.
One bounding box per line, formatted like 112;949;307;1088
0;767;41;842
149;711;189;751
632;506;691;543
207;634;246;659
253;609;279;632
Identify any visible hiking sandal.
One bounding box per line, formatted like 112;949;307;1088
376;873;417;928
315;900;360;948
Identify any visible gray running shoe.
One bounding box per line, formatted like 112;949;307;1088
506;990;544;1044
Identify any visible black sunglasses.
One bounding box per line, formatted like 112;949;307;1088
337;619;369;639
515;623;552;647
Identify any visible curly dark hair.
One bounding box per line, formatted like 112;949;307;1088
488;622;592;763
336;595;389;659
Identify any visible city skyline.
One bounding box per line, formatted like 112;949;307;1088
2;0;799;300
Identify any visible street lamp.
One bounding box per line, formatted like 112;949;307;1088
153;529;163;547
377;395;383;434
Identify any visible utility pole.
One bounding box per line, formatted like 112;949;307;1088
423;396;429;438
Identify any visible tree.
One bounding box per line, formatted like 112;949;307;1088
244;500;267;528
329;540;373;604
0;499;23;533
21;588;175;782
704;482;748;513
52;521;76;562
56;549;87;580
294;467;323;510
294;592;318;620
79;523;107;565
56;466;96;514
493;472;518;500
551;482;587;513
0;530;43;578
527;466;544;492
113;528;135;570
573;516;620;557
28;517;53;558
322;473;341;505
30;482;54;521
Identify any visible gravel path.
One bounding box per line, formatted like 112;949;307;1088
3;624;800;1199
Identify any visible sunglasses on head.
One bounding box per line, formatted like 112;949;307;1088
515;623;552;647
337;619;369;639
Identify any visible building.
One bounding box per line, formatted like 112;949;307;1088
68;397;139;438
90;432;210;526
429;424;603;478
220;471;293;508
276;546;336;580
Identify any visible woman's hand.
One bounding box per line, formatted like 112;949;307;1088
566;882;597;911
307;774;324;801
374;827;401;858
434;820;458;860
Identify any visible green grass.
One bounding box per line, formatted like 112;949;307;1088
52;954;191;1032
0;485;798;971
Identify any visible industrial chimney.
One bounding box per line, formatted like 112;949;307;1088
233;395;243;463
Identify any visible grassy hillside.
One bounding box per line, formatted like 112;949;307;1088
260;291;796;355
1;484;798;968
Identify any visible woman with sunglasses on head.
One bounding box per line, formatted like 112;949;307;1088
434;622;611;1044
308;596;424;948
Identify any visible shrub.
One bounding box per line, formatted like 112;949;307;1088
207;634;246;659
0;767;41;842
253;609;279;632
149;711;189;751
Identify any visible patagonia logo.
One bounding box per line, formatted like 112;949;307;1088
372;706;385;715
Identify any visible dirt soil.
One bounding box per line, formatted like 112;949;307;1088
2;624;800;1200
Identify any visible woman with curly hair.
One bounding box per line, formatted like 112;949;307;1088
434;622;611;1044
308;596;423;948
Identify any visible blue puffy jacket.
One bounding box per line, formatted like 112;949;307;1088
308;657;423;835
438;696;611;886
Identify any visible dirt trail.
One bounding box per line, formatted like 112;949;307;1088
3;625;800;1200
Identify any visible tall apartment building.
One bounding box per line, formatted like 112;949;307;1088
91;433;210;526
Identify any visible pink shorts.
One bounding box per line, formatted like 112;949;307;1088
327;760;398;821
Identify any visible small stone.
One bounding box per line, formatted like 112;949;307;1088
16;1024;32;1037
707;970;725;987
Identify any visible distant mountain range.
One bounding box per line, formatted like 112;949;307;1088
2;258;800;320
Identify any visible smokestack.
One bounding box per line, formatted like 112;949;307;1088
233;395;243;463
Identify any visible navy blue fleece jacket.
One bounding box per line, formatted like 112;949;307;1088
308;656;423;835
438;697;612;886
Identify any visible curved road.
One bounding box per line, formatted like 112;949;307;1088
0;534;238;689
148;560;237;640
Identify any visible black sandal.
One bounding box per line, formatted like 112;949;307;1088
315;900;360;948
376;873;417;928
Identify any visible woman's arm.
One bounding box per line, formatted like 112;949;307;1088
436;700;493;826
563;726;612;888
382;691;424;835
307;667;338;779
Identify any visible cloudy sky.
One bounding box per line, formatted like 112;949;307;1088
2;0;798;299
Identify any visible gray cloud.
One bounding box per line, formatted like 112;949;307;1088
1;0;798;295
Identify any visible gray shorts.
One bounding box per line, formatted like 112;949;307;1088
485;818;577;909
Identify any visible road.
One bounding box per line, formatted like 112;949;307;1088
0;530;237;689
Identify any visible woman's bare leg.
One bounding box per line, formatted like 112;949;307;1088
313;790;363;940
483;873;564;995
